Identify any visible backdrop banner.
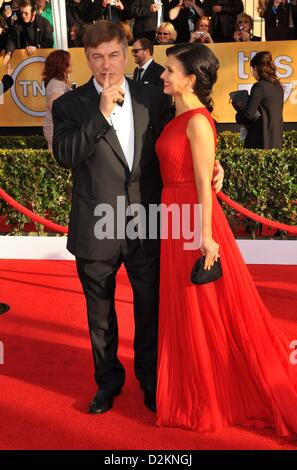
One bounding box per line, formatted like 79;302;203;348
0;41;296;126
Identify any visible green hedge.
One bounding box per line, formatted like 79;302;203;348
0;150;71;234
1;130;296;151
0;133;296;235
218;148;297;230
217;130;297;151
0;136;48;150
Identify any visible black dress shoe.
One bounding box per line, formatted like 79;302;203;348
0;303;10;315
141;385;157;412
88;387;121;414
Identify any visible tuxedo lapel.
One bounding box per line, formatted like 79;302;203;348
79;78;130;170
128;80;150;174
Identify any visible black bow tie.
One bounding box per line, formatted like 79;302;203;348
117;98;124;107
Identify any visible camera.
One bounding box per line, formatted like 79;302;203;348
110;0;117;5
196;31;205;37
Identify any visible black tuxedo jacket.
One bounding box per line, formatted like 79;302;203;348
52;78;169;261
133;60;165;87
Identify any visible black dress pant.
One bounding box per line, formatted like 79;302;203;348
76;239;160;392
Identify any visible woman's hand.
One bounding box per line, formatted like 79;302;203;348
200;237;220;270
212;160;224;193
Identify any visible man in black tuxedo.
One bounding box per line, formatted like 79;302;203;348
53;21;224;415
132;37;164;87
52;20;168;415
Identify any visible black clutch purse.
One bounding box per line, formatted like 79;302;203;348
229;90;249;112
191;256;223;285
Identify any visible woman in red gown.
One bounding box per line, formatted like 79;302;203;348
156;43;297;437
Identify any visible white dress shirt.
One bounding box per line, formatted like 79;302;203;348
93;77;135;172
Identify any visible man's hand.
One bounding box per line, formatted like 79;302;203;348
99;72;125;120
241;31;250;42
7;63;13;76
115;0;124;10
3;53;11;66
150;3;161;12
26;45;37;56
212;159;224;193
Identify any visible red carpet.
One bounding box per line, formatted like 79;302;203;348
0;260;297;450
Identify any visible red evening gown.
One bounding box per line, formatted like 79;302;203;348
155;108;297;437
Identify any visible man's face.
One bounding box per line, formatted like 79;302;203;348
86;39;128;87
21;6;36;23
131;40;147;66
36;0;47;9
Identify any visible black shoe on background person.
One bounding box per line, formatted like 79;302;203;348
89;387;122;414
0;303;10;315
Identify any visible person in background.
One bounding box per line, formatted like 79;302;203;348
119;20;133;45
101;0;125;22
0;62;14;316
168;0;205;43
68;21;84;46
236;51;284;149
233;12;261;41
190;15;214;42
203;0;244;42
0;14;9;51
258;0;297;40
3;0;53;65
36;0;56;47
132;37;164;86
155;21;177;44
0;1;19;27
42;49;72;150
127;0;162;41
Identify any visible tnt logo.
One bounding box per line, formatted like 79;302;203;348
0;340;4;365
11;56;46;117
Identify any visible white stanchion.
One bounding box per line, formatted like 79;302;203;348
52;0;68;50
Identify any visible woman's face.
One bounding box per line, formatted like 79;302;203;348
161;55;190;97
237;18;252;33
251;66;260;81
198;20;209;32
156;28;172;44
66;59;73;75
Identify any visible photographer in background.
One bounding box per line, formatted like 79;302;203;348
190;15;214;42
258;0;297;40
101;0;125;22
203;0;244;42
233;12;261;41
168;1;205;42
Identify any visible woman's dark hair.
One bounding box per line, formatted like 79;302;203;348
166;42;219;113
250;51;278;83
43;49;71;87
